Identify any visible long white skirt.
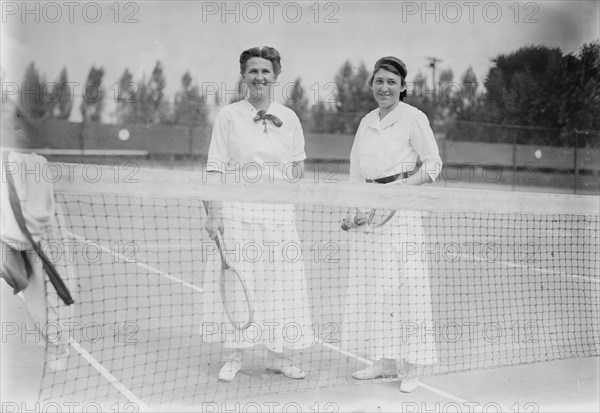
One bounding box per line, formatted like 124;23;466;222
341;211;438;364
201;216;314;353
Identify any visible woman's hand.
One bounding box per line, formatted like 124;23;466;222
341;209;368;231
205;214;223;240
341;214;359;231
204;201;224;240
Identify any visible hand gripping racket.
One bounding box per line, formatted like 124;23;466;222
213;231;255;331
341;209;396;231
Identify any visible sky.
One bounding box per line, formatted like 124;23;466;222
1;0;599;122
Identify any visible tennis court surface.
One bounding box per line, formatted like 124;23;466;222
14;163;599;411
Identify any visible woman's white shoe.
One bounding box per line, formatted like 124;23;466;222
400;377;420;392
400;362;423;392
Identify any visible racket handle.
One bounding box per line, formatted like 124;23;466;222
355;214;367;226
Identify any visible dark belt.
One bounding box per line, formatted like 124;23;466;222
365;171;410;184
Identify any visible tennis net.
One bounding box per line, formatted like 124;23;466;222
35;162;599;410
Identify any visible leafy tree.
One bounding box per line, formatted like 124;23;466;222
172;71;209;128
142;61;169;125
80;65;105;122
307;101;337;133
410;70;428;95
284;78;309;124
406;70;437;121
460;67;479;106
438;69;453;85
54;67;72;120
133;76;151;125
452;43;600;145
21;62;51;118
436;68;455;119
122;61;169;126
437;69;453;103
483;45;564;127
447;67;480;120
333;60;376;133
460;66;479;103
463;43;599;131
560;41;600;130
115;68;137;124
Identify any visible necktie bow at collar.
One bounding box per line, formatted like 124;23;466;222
253;110;283;134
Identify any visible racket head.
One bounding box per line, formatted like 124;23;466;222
366;209;396;228
214;232;254;331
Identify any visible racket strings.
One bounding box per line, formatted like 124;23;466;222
365;209;397;228
216;232;255;331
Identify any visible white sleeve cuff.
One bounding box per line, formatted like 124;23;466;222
421;158;443;182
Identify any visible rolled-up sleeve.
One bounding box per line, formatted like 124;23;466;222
206;110;230;173
411;111;442;182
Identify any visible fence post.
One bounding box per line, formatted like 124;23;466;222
438;122;447;187
79;120;85;164
189;126;194;171
573;130;579;194
512;128;517;191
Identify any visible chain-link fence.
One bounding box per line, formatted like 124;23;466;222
2;118;598;192
439;121;599;193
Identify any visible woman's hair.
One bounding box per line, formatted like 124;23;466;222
368;63;408;101
239;46;282;77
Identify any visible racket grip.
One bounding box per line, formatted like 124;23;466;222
355;214;367;226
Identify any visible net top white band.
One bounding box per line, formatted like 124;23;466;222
51;163;600;216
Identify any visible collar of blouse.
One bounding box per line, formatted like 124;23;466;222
367;102;407;130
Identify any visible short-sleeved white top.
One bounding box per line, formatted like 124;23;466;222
206;100;306;223
349;102;442;183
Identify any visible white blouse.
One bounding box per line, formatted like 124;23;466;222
206;100;306;223
207;100;306;181
349;102;442;183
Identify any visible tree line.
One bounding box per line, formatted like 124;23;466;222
10;41;599;145
296;42;599;138
13;61;211;129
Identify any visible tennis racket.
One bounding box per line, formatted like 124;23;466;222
213;231;255;331
364;209;396;228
